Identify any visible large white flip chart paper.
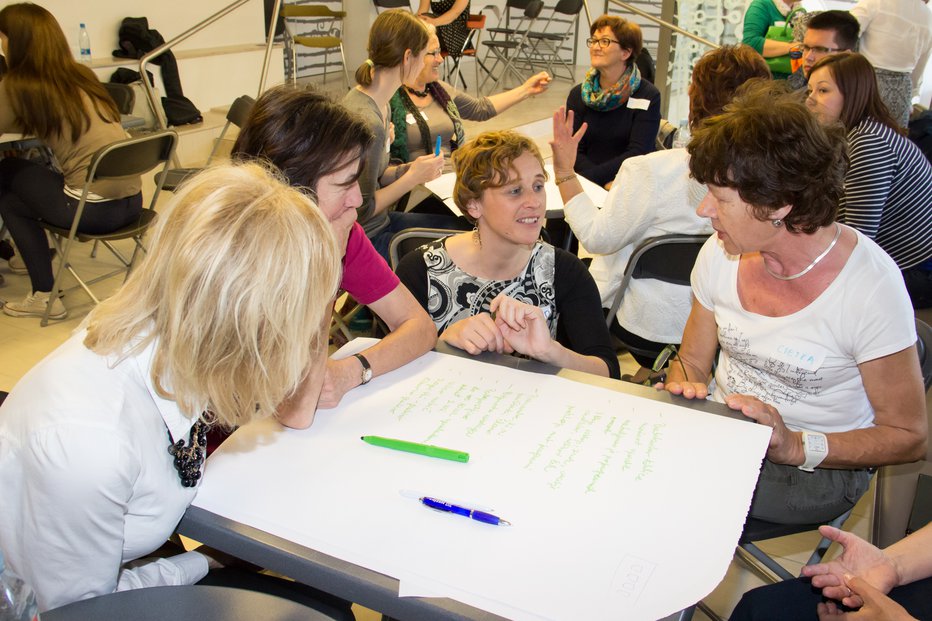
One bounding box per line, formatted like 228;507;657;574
195;344;770;620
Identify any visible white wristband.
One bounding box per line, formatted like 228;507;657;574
798;430;828;472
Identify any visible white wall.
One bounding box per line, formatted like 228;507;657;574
38;0;283;111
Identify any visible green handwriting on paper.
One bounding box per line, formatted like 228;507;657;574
387;375;537;443
385;375;667;493
522;406;667;493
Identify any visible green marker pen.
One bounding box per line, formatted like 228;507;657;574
360;435;470;463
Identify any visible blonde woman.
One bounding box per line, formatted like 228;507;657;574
0;164;344;613
342;9;463;260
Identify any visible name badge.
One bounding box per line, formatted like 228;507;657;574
405;112;417;125
772;343;825;372
627;97;651;111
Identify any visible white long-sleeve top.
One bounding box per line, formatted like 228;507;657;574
0;330;209;612
850;0;932;97
563;148;712;343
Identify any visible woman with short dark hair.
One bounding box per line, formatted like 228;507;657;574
664;80;927;526
565;14;660;188
232;85;437;409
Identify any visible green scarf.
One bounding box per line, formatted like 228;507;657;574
389;83;465;162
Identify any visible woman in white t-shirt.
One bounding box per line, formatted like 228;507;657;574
660;80;927;525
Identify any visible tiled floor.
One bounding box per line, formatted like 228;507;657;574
2;68;931;621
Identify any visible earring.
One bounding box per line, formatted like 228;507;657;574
472;223;481;248
771;219;783;228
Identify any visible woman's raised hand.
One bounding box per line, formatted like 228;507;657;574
550;106;586;176
523;71;552;97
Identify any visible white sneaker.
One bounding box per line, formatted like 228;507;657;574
3;291;67;319
7;253;27;275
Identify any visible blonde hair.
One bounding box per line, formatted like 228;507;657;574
355;9;429;86
84;163;340;428
451;130;547;222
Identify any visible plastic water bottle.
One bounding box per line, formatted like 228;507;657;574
78;23;91;63
0;551;39;621
672;120;691;149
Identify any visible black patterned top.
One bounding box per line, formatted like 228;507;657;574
431;0;471;57
396;237;621;378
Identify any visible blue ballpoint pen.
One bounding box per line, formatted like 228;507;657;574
420;497;511;526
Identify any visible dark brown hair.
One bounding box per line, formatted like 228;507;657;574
232;85;374;195
688;80;847;234
590;14;642;66
452;130;547;223
355;9;429;87
0;3;119;142
688;44;771;129
807;10;860;51
809;52;903;134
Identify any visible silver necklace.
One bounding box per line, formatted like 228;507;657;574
764;223;841;281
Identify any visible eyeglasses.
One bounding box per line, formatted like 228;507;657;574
801;44;844;54
586;37;621;49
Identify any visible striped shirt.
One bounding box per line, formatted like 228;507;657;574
838;117;932;269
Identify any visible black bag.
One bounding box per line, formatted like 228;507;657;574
112;17;203;126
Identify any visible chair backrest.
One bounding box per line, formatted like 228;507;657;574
281;5;345;18
605;234;709;326
104;83;135;115
388;227;456;271
656;119;678;150
88;130;178;183
227;94;256;128
553;0;584;15
373;0;412;9
525;0;544;19
870;318;932;548
917;318;932;391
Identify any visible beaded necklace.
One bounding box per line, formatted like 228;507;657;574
167;417;208;487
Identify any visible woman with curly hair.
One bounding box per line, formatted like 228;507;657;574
664;80;926;525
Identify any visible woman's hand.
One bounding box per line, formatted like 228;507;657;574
440;313;504;354
550;106;586;177
522;71;551;97
407;152;444;185
724;393;805;465
802;525;902;609
491;294;552;360
658;379;709;400
816;576;917;621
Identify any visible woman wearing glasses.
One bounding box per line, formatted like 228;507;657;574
565;15;660;189
390;24;550;164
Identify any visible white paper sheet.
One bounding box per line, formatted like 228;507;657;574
195;344;770;621
422;164;608;218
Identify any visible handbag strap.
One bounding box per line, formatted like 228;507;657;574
782;7;806;36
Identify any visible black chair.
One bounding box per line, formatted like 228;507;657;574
604;234;709;364
154;94;254;193
372;0;412;10
103;83;135;115
39;130;178;326
479;0;544;93
523;0;584;81
388;227;457;270
485;0;533;40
